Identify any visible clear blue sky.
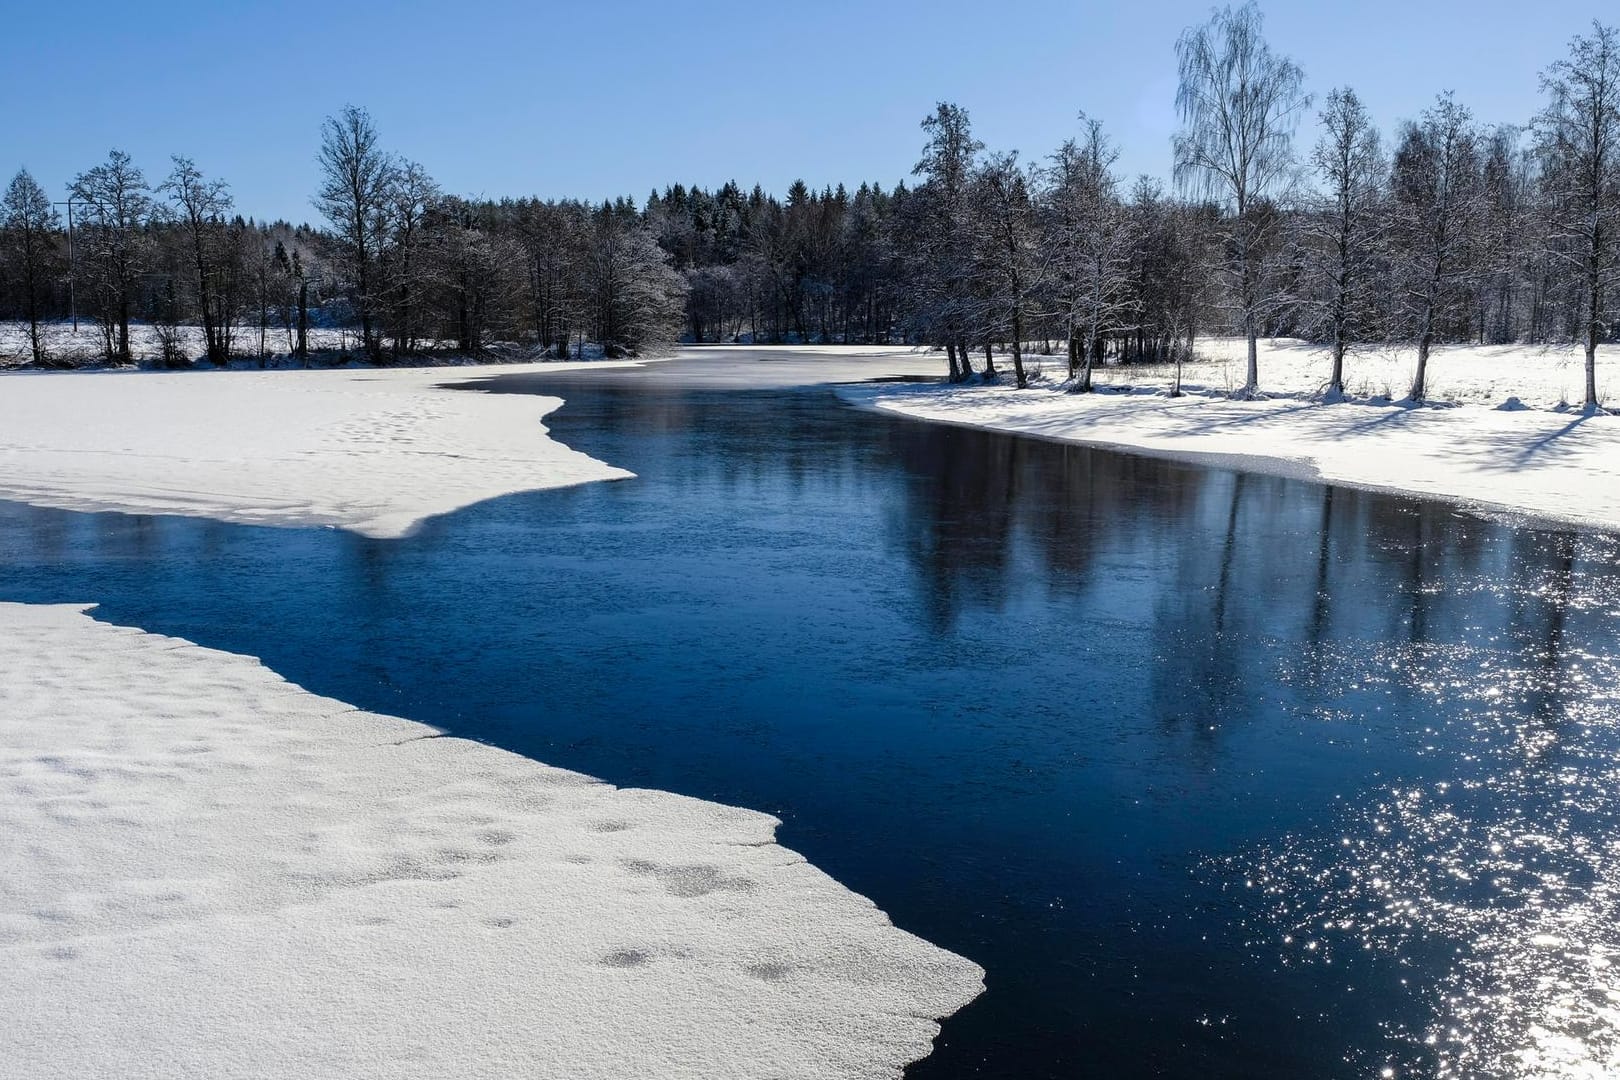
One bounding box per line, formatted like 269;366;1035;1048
3;0;1607;223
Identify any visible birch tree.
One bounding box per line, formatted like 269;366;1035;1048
1536;22;1620;411
1173;2;1309;396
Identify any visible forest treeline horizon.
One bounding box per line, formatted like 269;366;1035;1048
3;4;1619;406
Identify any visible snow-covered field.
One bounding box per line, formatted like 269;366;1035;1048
0;363;639;538
0;321;357;367
0;603;982;1079
842;339;1620;533
1092;337;1620;409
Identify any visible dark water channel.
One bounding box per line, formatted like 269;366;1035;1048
4;361;1619;1078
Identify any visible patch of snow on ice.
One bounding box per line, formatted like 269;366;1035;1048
0;365;636;538
0;602;983;1079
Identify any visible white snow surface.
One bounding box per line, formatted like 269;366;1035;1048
0;602;983;1080
0;364;637;538
0;321;358;366
840;339;1620;533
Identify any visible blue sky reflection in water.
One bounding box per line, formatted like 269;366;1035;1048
2;369;1619;1078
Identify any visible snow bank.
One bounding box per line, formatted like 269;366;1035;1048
0;602;983;1079
0;364;635;538
840;340;1620;533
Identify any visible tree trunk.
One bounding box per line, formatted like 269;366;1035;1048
1078;323;1098;393
1244;324;1259;397
296;281;309;363
1412;333;1432;403
1585;332;1599;412
23;242;43;363
1586;257;1602;410
1011;311;1026;388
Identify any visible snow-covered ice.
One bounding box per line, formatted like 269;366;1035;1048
0;364;637;538
0;602;984;1079
839;339;1620;533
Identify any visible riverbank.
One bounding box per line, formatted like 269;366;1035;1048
838;339;1620;534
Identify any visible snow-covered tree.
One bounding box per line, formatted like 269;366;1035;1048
970;151;1042;387
1044;119;1136;392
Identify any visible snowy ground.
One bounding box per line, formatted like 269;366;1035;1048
1091;337;1620;409
0;603;982;1079
0;321;356;367
841;339;1620;534
0;363;641;538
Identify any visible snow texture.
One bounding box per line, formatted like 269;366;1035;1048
0;322;357;367
0;364;637;538
840;339;1620;533
0;602;983;1080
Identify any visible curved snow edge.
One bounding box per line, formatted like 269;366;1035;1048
0;366;635;539
838;381;1620;536
0;601;983;1080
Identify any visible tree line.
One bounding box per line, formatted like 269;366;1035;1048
2;5;1617;407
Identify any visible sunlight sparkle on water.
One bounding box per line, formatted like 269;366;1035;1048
1219;539;1620;1078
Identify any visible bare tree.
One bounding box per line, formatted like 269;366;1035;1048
384;160;440;356
1045;118;1137;392
315;106;395;363
70;150;152;363
971;151;1042;387
909;102;984;380
1389;94;1487;402
1307;87;1386;398
159;157;235;365
1173;1;1310;396
1;169;61;365
1536;21;1620;411
1479;127;1538;345
585;213;687;355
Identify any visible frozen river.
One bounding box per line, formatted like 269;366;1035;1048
5;353;1619;1078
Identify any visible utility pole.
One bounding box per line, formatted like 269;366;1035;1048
52;198;81;333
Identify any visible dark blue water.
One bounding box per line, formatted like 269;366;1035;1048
4;365;1619;1078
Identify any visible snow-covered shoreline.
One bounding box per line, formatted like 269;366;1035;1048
0;361;646;539
838;339;1620;535
0;603;983;1079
